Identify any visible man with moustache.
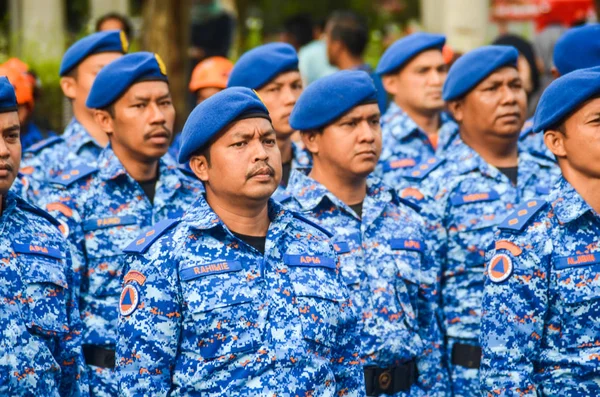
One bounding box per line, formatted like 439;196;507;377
412;45;558;396
116;87;364;396
481;66;600;396
18;30;127;202
227;42;311;195
0;77;88;395
280;70;448;396
39;52;202;396
375;32;458;188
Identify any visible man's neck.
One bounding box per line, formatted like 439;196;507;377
562;168;600;215
337;53;365;71
205;191;271;236
73;108;109;147
396;102;441;137
309;165;367;206
112;144;160;182
460;129;519;168
278;137;293;164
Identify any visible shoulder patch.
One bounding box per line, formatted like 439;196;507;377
16;196;61;228
383;158;417;172
123;218;180;254
450;190;500;206
48;164;98;187
24;135;63;154
292;212;334;238
498;199;547;232
404;157;444;180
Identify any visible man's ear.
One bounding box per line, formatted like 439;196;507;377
189;154;210;182
381;74;398;96
301;130;320;156
447;99;464;123
60;77;76;100
544;129;566;159
93;109;114;136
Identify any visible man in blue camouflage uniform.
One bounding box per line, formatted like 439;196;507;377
481;66;600;396
116;87;363;396
375;33;458;188
17;30;127;202
281;70;448;396
0;77;88;395
227;42;311;197
38;52;202;397
412;46;559;396
519;24;600;161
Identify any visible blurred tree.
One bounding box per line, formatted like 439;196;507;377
142;0;190;131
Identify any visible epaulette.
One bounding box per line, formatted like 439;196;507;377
16;195;61;228
123;218;180;254
403;157;445;180
272;191;293;203
292;212;334;238
498;199;547;232
24;135;63;154
48;164;98;187
382;157;417;172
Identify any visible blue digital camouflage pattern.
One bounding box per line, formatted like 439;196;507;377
481;177;600;396
518;117;554;162
38;146;203;396
116;195;364;396
417;138;560;397
17;118;103;203
0;191;88;396
272;140;312;200
21;121;57;151
281;170;449;396
376;102;459;189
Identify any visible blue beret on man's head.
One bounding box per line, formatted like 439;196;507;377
553;24;600;76
442;45;518;101
178;87;271;163
227;43;299;90
86;52;168;109
376;32;446;75
0;77;18;113
533;67;600;133
59;30;128;76
290;70;378;131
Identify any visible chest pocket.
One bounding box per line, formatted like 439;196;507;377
333;235;362;288
389;239;424;331
554;255;600;349
180;260;260;361
286;254;348;348
83;215;140;297
19;253;69;336
447;190;502;268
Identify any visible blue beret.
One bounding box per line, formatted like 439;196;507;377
178;87;271;163
533;66;600;133
554;24;600;76
443;45;518;101
60;30;128;76
376;33;446;75
290;70;378;131
0;77;17;113
227;43;298;89
86;52;168;109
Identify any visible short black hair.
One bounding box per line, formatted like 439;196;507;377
327;10;369;58
95;12;133;41
100;104;115;118
283;14;314;48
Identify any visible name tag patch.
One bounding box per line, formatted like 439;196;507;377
83;215;137;231
450;191;500;206
286;255;336;269
556;253;600;270
180;260;242;281
13;242;62;260
391;238;424;253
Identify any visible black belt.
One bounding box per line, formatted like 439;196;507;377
364;359;418;396
451;342;481;369
82;344;115;369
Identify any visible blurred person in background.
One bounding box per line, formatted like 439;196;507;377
96;11;134;42
298;16;338;85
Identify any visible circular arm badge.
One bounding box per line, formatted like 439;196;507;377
120;284;139;316
489;253;513;283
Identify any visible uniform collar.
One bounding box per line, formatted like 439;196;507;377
383;102;456;144
62;118;103;154
291;140;312;168
550;177;595;225
286;169;396;223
